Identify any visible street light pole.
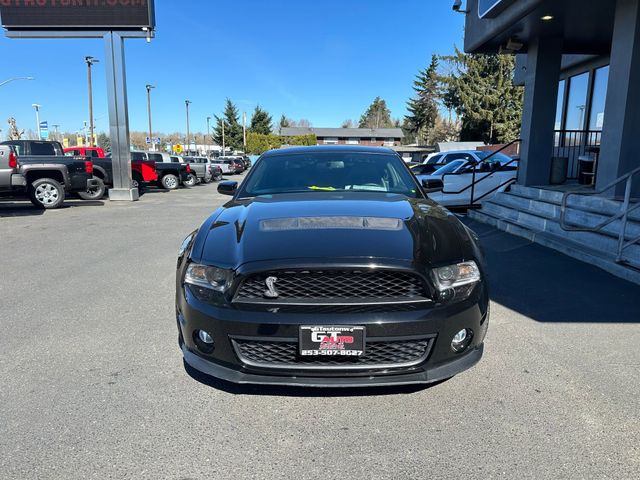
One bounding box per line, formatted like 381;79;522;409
52;124;60;142
85;56;99;147
146;84;155;151
31;104;41;140
185;100;192;156
206;116;211;157
0;76;34;88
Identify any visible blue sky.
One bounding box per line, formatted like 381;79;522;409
0;0;464;137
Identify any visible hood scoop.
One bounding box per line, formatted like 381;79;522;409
259;216;403;232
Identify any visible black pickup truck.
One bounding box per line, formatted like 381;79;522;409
0;140;100;208
137;151;191;190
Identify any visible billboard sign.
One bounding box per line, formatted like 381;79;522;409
0;0;155;31
478;0;516;19
39;121;48;140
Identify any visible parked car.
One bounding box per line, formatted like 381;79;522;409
210;158;235;175
183;156;215;184
415;154;518;207
66;147;158;193
418;150;513;175
176;145;488;387
142;151;191;190
0;140;100;206
218;157;244;175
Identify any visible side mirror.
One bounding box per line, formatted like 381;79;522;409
218;181;238;196
422;178;443;193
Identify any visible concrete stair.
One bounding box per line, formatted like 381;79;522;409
468;185;640;284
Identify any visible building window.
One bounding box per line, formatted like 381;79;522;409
323;137;339;145
565;72;589;131
554;80;565;130
346;138;359;145
383;138;395;146
589;65;609;131
370;138;377;143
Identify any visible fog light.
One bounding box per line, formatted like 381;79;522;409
198;330;214;344
451;328;473;353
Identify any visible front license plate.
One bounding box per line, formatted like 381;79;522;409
299;326;365;356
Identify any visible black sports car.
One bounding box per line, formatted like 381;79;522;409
176;146;489;387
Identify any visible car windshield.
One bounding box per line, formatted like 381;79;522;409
432;159;466;176
239;152;420;197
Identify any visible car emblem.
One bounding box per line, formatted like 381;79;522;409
264;276;279;298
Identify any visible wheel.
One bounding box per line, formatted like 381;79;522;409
202;176;212;184
132;177;146;194
78;177;106;200
161;174;180;190
184;173;197;187
214;174;222;181
28;177;65;209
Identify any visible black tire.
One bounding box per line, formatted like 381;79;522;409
213;173;222;182
131;174;146;193
184;173;197;187
202;176;212;184
78;177;106;201
28;177;65;209
161;174;180;190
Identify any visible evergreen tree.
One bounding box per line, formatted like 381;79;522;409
440;48;523;143
278;114;290;129
212;98;244;150
358;97;394;129
405;54;440;143
249;105;273;135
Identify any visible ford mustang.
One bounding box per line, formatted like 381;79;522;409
176;146;489;387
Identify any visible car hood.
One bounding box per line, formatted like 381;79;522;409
195;192;468;268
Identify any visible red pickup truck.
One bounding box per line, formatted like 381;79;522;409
64;147;158;191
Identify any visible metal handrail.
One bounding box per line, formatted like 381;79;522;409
440;138;521;205
560;165;640;263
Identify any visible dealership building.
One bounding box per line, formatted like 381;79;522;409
463;0;640;283
280;127;404;147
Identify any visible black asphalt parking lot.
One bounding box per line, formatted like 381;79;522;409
1;178;639;479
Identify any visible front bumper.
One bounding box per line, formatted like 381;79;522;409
182;342;483;387
177;284;489;387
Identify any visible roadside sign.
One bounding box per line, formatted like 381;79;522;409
146;137;152;144
63;138;69;148
147;137;161;145
39;121;48;140
174;144;183;154
0;2;156;31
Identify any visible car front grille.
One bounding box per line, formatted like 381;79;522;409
232;336;434;370
234;270;430;304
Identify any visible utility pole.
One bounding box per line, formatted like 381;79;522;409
242;111;247;154
185;100;192;156
206;116;211;157
146;84;155;151
85;56;99;147
31;104;41;139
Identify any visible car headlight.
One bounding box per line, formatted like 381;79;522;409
184;263;233;292
431;261;481;302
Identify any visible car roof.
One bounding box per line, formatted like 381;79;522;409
437;150;480;155
261;145;397;157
